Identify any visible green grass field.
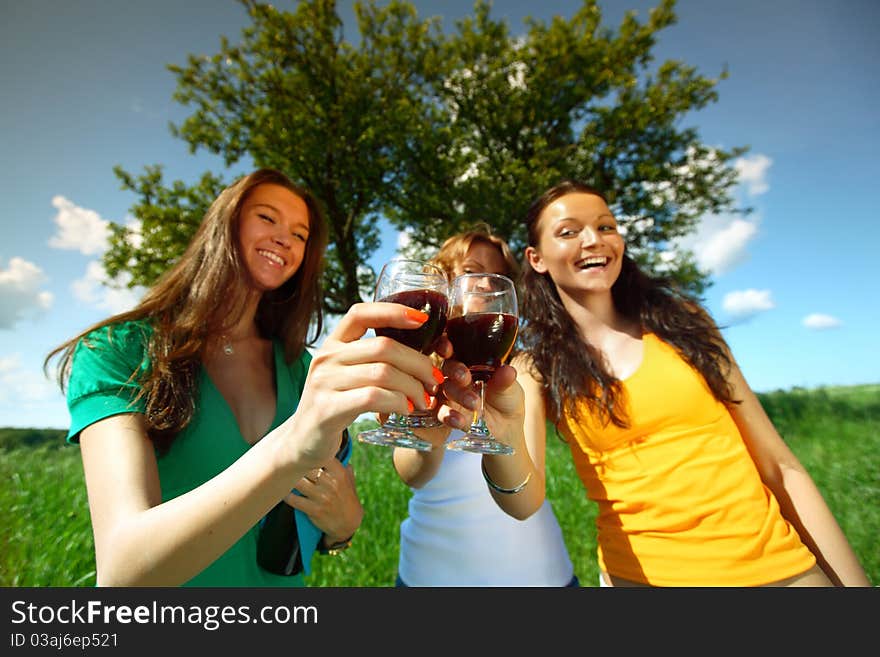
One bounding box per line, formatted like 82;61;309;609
1;384;876;587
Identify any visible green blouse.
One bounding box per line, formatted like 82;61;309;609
66;319;338;587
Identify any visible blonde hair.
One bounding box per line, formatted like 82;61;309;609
430;222;519;280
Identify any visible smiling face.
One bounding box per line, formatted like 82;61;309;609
237;183;311;292
525;191;625;301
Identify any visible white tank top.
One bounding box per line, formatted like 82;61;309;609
397;433;575;586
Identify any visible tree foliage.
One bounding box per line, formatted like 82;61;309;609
388;0;746;295
104;166;227;287
106;0;747;310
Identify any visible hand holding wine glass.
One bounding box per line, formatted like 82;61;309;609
357;259;449;452
444;273;519;455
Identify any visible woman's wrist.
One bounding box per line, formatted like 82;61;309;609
263;419;307;482
481;459;531;494
481;454;534;493
319;531;355;555
270;410;337;476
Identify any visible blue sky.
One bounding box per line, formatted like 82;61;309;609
2;0;878;429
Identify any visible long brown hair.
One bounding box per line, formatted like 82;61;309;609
519;180;737;427
45;168;328;452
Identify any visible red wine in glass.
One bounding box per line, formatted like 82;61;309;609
375;288;448;354
446;273;519;456
357;259;449;452
445;312;517;382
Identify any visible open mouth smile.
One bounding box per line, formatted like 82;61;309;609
257;249;286;267
576;255;610;270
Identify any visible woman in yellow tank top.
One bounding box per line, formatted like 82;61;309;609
435;180;869;587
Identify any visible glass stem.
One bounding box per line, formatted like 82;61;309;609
469;380;490;437
385;412;406;429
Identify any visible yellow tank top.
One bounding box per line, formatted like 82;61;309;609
558;333;816;586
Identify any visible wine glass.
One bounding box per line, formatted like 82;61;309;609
357;258;449;452
445;273;518;455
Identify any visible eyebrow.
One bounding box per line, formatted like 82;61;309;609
461;259;506;274
251;202;310;231
555;213;616;223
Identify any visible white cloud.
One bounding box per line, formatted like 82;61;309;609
668;151;771;277
0;355;20;376
0;355;56;403
678;214;759;276
47;195;110;255
802;313;842;330
44;196;145;315
0;257;54;329
722;288;775;320
698;218;758;274
71;261;143;315
0;354;68;429
735;154;772;196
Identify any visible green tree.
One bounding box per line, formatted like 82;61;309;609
106;0;746;309
111;0;447;314
105;166;227;288
388;0;746;295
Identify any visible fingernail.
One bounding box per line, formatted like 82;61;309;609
407;398;415;413
432;367;445;384
424;391;432;407
404;308;429;323
464;393;479;409
455;367;469;384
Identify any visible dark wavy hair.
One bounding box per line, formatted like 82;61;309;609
519;180;738;427
45;168;328;452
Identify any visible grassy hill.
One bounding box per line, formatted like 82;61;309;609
1;383;876;586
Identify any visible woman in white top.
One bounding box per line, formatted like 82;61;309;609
393;224;576;586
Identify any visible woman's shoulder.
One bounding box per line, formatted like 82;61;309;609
66;319;153;442
73;319;154;378
80;319;153;353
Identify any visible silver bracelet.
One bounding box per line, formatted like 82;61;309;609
481;460;531;495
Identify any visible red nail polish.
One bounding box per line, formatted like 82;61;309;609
404;308;429;323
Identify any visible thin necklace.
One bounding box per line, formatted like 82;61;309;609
219;331;259;356
219;334;246;356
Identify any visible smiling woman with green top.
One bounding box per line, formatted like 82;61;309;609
45;168;443;586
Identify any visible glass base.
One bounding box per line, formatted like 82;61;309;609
357;427;433;452
446;434;515;455
401;411;443;429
